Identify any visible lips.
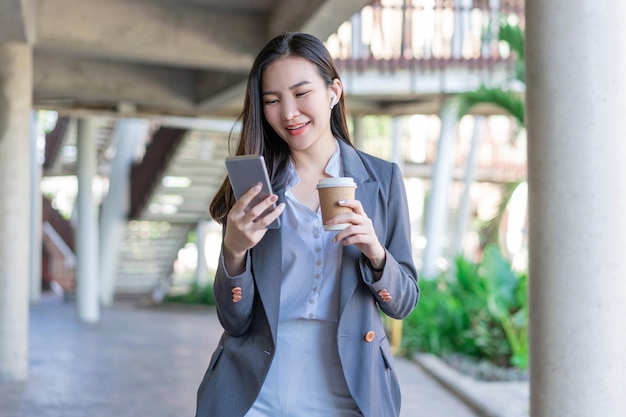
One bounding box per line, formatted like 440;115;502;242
285;121;310;135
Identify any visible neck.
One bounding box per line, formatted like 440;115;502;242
290;137;336;175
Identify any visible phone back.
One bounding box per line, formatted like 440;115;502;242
225;155;280;228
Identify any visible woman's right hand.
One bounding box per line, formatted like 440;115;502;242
222;183;285;274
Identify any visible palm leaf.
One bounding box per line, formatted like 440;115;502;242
499;22;524;58
498;22;525;82
457;86;525;126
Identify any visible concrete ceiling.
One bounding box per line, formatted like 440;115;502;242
1;0;371;118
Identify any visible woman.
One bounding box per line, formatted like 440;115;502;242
196;32;419;417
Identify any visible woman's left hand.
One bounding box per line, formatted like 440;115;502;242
328;199;386;269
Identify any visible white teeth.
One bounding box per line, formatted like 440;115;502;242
287;123;307;130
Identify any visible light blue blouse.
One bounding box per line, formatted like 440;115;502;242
278;143;344;323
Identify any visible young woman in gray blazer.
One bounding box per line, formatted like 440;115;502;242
197;32;419;417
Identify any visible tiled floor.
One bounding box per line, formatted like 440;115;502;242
0;294;479;417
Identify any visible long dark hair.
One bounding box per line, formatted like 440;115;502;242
210;32;353;224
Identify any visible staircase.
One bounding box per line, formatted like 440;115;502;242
114;128;231;295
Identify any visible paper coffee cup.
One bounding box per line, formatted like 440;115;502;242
316;177;357;231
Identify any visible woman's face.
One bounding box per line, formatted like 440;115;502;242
261;56;339;154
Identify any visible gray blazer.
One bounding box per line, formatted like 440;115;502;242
196;141;419;417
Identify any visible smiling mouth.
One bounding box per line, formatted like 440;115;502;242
286;122;309;131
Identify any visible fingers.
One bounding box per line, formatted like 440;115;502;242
223;185;284;256
237;183;263;209
326;199;386;261
378;289;392;302
329;200;373;244
246;195;282;225
231;287;242;303
325;199;366;227
337;199;364;214
230;183;283;229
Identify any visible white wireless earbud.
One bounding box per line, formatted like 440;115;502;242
330;92;337;110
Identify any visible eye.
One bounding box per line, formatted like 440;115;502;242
295;90;310;98
264;98;279;105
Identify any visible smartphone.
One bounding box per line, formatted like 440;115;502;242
225;155;281;229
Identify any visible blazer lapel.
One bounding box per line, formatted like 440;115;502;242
338;142;379;315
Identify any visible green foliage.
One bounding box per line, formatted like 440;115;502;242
481;246;528;369
498;21;525;83
457;21;525;126
163;282;216;306
479;181;522;251
186;230;198;245
403;245;528;370
402;279;458;355
499;21;524;59
457;86;525;126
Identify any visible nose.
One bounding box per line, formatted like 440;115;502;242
281;98;300;121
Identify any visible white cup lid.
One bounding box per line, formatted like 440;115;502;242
316;177;357;189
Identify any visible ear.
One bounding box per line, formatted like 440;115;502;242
329;79;343;110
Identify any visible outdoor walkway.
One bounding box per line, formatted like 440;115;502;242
0;293;527;417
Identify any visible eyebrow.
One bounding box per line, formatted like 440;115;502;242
262;80;311;96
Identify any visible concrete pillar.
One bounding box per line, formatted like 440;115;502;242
451;0;472;59
29;111;43;303
452;116;482;255
76;119;100;323
390;116;404;170
526;1;626;416
481;0;501;58
350;10;364;58
351;115;364;149
421;99;459;278
0;43;32;382
195;221;209;287
99;118;149;305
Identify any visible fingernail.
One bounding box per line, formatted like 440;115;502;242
338;200;346;205
253;184;261;191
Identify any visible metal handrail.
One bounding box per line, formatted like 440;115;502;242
327;0;524;70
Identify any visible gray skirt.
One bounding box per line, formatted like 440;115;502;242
244;319;362;417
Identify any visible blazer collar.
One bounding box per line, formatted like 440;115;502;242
338;140;368;184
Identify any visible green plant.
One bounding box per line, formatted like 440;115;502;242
403;245;528;370
163;282;216;306
458;85;524;126
402;278;457;355
457;20;525;127
448;251;511;363
480;246;528;369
